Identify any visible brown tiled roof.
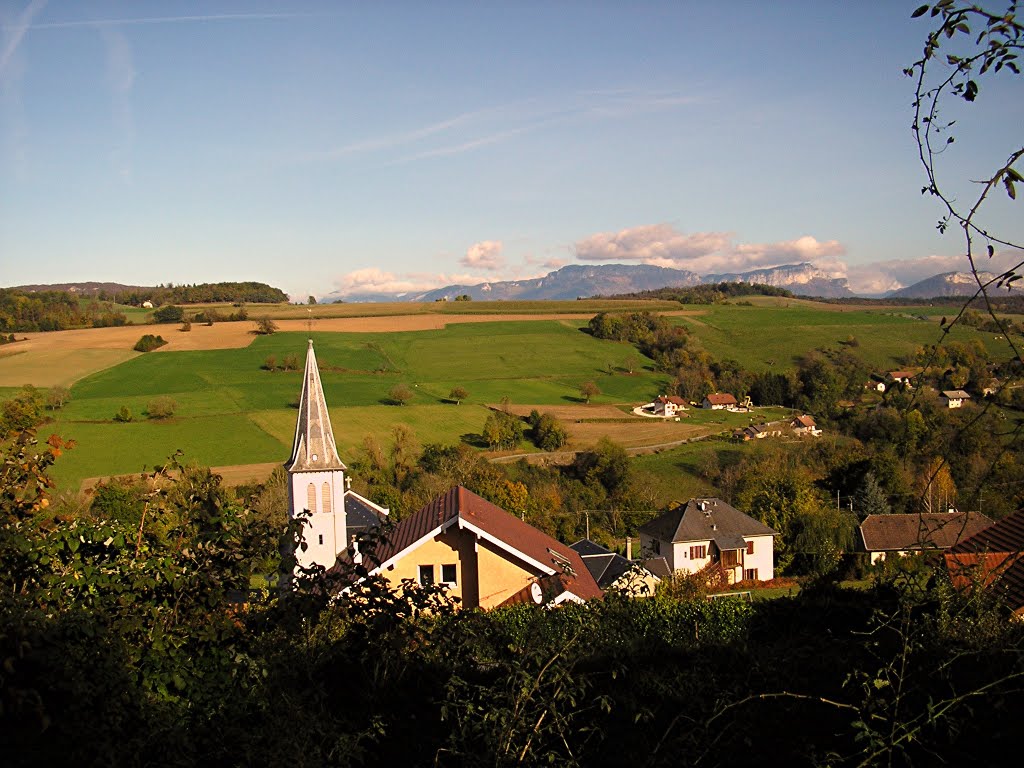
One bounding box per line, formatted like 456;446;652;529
793;415;816;428
367;486;602;602
639;498;776;544
859;512;994;553
657;395;686;405
947;510;1024;614
704;393;737;405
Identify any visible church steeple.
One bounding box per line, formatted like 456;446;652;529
286;339;346;473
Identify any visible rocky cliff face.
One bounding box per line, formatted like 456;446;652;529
886;271;1004;299
704;263;852;297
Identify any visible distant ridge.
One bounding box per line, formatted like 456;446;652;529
885;271;1008;299
329;262;852;303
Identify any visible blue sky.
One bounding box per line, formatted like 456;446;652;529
1;1;1021;298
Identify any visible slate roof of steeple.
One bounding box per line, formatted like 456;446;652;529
285;340;346;472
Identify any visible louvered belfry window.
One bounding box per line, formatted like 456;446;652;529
307;483;316;514
322;483;332;514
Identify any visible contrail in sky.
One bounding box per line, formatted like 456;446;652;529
0;0;47;77
29;12;320;30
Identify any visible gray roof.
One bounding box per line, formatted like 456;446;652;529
639;498;777;544
344;491;387;536
569;539;614;557
942;390;971;399
285;340;347;472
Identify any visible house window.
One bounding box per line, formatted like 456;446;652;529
690;545;707;560
418;565;435;586
746;541;754;555
322;483;332;514
744;568;758;581
441;564;457;585
306;483;316;513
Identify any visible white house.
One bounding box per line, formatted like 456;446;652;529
790;414;822;437
285;340;389;572
638;498;777;583
702;393;738;410
942;390;971;408
652;395;688;417
887;370;915;388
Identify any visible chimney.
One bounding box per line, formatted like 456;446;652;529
626;536;633;561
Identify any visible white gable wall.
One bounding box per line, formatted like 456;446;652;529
639;532;775;581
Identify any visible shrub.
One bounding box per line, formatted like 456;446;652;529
152;305;184;323
530;411;568;451
254;317;278;335
180;319;192;332
113;405;133;422
146;397;176;420
388;384;414;406
281;354;299;371
263;355;278;371
133;334;167;352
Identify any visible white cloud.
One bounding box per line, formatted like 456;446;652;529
333;268;484;297
573;224;845;275
461;240;504;271
845;250;1024;294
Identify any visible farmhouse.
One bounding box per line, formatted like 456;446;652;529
702;393;737;410
285;340;390;572
650;394;688;418
887;370;915;387
859;511;994;565
638;498;777;583
942;389;971;408
791;414;821;437
362;486;602;609
945;510;1024;617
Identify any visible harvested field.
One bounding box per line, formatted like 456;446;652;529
79;461;281;493
501;402;705;448
501;404;632;422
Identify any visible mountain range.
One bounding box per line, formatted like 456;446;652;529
884;270;1007;299
328;262;854;303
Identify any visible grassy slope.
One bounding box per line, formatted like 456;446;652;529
40;302;1013;491
49;321;671;488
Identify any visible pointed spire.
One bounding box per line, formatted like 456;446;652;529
285;340;346;472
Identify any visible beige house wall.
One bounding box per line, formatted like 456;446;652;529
379;527;542;609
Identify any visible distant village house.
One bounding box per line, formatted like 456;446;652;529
702;393;738;410
638;498;777;583
859;511;994;565
942;390;971;409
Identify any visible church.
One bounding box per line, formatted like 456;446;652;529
285;341;602;608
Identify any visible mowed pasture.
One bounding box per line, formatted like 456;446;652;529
45;320;675;489
676;301;1006;372
11;300;1010;492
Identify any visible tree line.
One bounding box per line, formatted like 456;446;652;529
3;419;1023;767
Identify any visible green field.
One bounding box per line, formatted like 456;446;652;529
47;320;674;489
676;302;1002;372
30;302;1012;491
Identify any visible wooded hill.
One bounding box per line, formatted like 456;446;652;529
0;282;288;332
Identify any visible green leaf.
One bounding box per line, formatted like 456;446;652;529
911;4;929;17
